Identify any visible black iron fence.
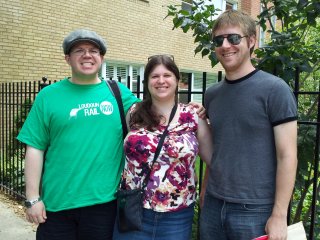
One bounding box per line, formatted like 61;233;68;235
0;71;319;239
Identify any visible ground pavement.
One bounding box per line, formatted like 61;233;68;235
0;191;36;240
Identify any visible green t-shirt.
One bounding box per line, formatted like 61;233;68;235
17;78;139;211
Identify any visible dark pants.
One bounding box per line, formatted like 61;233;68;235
37;200;117;240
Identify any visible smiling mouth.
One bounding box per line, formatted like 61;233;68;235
223;52;235;57
81;62;94;66
156;86;168;90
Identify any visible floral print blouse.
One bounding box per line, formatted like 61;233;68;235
121;103;199;212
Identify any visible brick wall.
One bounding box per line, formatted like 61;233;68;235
0;0;261;83
239;0;261;22
238;0;261;54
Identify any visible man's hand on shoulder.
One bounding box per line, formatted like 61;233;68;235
188;102;206;119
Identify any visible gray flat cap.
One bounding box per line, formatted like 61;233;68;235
62;29;107;55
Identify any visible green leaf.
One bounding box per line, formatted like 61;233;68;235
201;48;210;57
182;24;190;33
173;17;184;28
180;10;191;16
194;44;203;55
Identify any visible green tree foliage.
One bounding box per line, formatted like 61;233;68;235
166;0;320;80
293;70;320;238
4;98;32;193
166;1;218;67
256;3;320;238
7;98;32;158
256;0;320;81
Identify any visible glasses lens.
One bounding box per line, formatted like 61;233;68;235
71;49;100;56
213;36;224;47
228;34;242;45
213;34;245;47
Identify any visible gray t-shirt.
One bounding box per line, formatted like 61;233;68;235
204;70;297;204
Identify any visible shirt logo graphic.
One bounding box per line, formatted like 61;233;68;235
69;101;114;118
100;101;113;115
70;108;82;118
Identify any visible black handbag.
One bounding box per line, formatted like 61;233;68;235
116;189;144;232
116;103;178;233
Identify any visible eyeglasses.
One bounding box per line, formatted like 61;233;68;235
70;48;101;56
147;54;174;62
212;34;248;47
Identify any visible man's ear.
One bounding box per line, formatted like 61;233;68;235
249;35;256;49
65;55;71;65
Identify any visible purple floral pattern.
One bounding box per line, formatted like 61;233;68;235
121;103;199;212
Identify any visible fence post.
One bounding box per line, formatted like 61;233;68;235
309;80;320;240
39;76;49;91
187;73;192;102
136;75;141;99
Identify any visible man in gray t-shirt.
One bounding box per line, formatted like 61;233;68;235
200;10;297;240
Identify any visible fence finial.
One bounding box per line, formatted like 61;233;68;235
40;76;49;90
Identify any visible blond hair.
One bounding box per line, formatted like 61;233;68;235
212;10;257;37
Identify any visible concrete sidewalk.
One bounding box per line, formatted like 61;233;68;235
0;194;36;240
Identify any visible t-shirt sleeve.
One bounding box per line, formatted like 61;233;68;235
16;91;49;150
268;80;298;126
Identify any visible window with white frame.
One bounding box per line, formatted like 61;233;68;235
101;62;219;103
127;0;149;3
182;0;192;12
204;0;237;12
101;62;144;93
226;1;237;10
179;71;219;103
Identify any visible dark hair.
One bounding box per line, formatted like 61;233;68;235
130;55;180;130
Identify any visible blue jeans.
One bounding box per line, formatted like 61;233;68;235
36;201;117;240
113;204;194;240
200;194;273;240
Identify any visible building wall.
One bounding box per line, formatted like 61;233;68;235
238;0;262;47
0;0;261;83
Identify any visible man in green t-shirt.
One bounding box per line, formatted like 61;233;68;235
17;29;139;240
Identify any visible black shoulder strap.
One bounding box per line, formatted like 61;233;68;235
106;80;128;139
141;103;178;190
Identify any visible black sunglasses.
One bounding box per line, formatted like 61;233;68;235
212;34;248;47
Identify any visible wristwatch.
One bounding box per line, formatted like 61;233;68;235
24;197;41;208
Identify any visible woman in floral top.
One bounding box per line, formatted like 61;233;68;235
114;55;213;240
